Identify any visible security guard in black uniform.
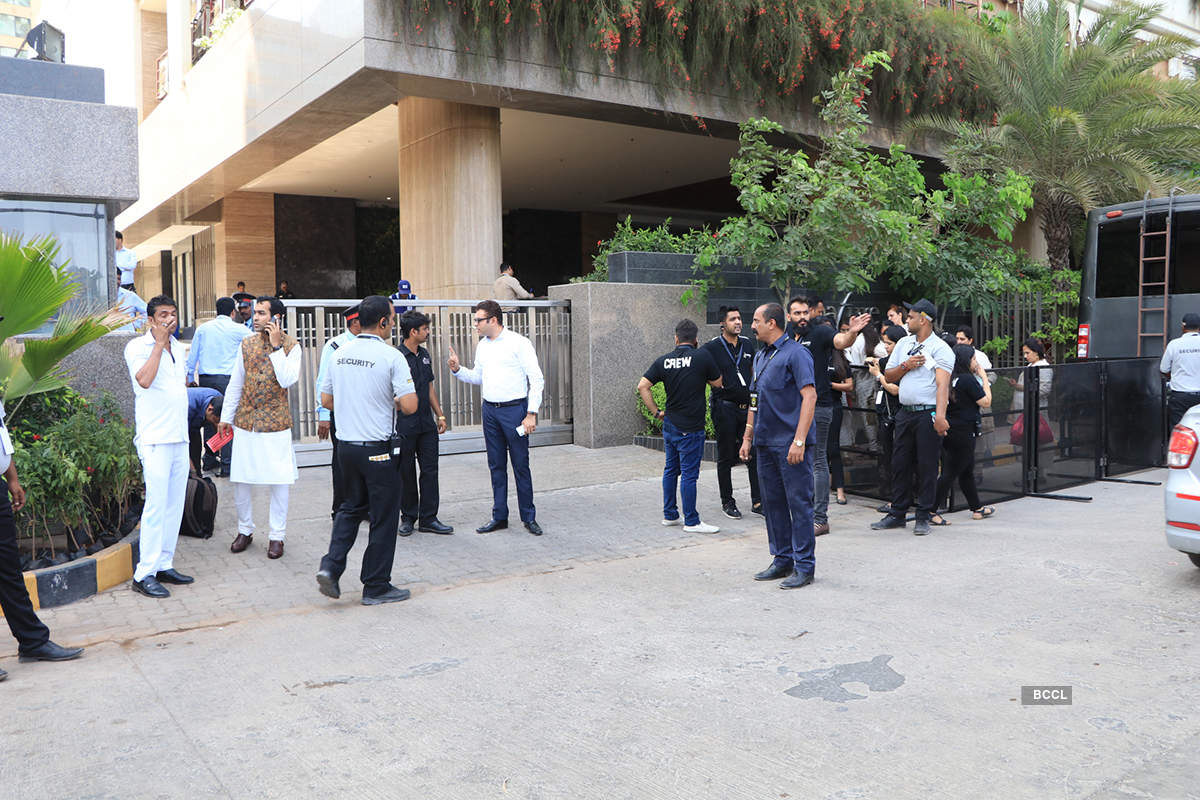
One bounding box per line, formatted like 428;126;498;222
396;310;453;536
315;295;418;606
701;305;761;519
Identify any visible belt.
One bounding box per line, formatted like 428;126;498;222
483;398;525;408
716;398;749;409
900;404;936;413
339;439;389;447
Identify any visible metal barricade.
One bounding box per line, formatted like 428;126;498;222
282;299;572;447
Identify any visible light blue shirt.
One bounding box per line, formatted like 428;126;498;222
314;329;358;421
186;315;253;381
115;287;147;333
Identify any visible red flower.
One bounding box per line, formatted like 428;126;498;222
86;467;94;474
32;434;41;441
99;418;105;425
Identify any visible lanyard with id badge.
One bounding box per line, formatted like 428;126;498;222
749;344;784;413
721;337;749;389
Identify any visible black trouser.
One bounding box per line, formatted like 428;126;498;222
936;427;982;512
828;403;845;491
1168;391;1200;431
712;399;760;507
878;418;895;498
328;411;348;521
188;426;203;473
0;491;50;650
320;442;403;596
400;427;440;524
889;408;942;520
197;373;231;472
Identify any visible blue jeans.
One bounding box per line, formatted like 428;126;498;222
755;443;815;574
662;419;705;526
812;405;833;525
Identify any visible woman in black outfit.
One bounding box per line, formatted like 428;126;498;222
869;325;906;514
931;344;995;525
828;328;853;504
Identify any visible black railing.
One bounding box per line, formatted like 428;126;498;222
838;358;1166;507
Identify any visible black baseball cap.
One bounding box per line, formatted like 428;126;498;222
1183;312;1200;329
903;299;937;321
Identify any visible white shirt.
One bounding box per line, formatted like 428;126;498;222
0;400;13;475
116;246;137;285
125;333;190;447
452;327;545;414
972;348;992;371
845;334;888;367
318;334;416;441
890;332;955;406
1161;331;1200;392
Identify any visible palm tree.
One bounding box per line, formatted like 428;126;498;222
0;232;129;414
909;0;1200;285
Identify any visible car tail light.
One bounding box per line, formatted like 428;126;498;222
1168;425;1198;468
1076;324;1090;359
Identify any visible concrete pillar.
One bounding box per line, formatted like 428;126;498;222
212;191;276;297
398;98;501;300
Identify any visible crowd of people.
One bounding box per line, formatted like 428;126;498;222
640;296;1031;590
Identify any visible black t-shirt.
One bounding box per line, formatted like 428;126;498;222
643;344;720;433
948;374;985;430
800;324;835;407
399;344;436;434
701;335;754;404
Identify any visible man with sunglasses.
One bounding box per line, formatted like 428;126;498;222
448;300;546;536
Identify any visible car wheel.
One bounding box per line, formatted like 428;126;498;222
1190;553;1200;569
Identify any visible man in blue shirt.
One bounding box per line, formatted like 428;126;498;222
186;387;222;473
115;287;148;334
186;296;253;475
739;303;818;589
314;304;361;519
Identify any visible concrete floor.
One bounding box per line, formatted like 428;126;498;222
2;447;1198;799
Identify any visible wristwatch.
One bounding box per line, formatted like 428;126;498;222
794;439;805;448
271;344;283;352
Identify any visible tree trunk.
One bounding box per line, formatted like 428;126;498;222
1038;197;1079;292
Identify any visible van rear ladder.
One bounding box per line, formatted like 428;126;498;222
1137;188;1178;356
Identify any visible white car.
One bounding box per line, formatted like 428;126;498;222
1165;406;1200;569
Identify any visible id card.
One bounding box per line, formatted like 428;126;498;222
737;372;747;387
875;390;884;406
0;426;12;456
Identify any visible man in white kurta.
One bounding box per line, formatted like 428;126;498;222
124;295;194;598
218;297;302;559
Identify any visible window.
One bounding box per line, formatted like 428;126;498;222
1095;217;1140;298
0;13;31;38
5;0;32;7
1094;211;1200;297
0;199;111;330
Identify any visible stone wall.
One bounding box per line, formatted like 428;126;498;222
59;333;143;422
548;281;718;449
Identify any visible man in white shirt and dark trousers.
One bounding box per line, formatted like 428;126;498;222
449;299;546;536
0;401;85;679
1161;313;1200;429
115;230;137;291
866;299;955;536
316;296;419;605
124;295;195;598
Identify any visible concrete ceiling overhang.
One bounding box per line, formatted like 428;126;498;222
240;106;740;212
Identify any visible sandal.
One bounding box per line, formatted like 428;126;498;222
928;514;951;526
972;507;995;520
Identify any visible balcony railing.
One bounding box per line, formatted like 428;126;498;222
190;0;246;65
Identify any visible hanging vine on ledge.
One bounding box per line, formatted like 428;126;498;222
395;0;991;122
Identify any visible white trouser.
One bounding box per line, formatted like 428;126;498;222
135;441;190;582
234;483;289;541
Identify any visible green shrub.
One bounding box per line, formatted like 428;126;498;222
635;383;715;439
5;386;90;447
573;216;716;284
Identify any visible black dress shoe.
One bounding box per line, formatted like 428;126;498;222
418;519;454;534
754;561;794;581
870;514;907;530
476;519;508;533
876;503;893;514
18;640;85;662
722;503;742;520
361;585;411;605
155;568;194;585
524;520;543;536
913;519;931;536
398;519;414;537
780;571;814;589
316;570;341;599
131;576;170;598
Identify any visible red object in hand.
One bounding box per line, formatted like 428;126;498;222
206;427;233;453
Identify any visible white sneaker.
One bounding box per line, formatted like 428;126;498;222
662;518;682;527
684;521;720;534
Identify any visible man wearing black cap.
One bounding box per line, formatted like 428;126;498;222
1161;313;1200;429
232;292;255;330
315;304;362;519
869;299;954;536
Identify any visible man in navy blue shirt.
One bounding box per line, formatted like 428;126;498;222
186;387;222;473
740;303;818;589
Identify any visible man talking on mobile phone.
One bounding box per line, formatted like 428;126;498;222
218;297;302;559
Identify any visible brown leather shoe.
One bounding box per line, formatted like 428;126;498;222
814;523;831;537
230;533;252;553
267;540;284;559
